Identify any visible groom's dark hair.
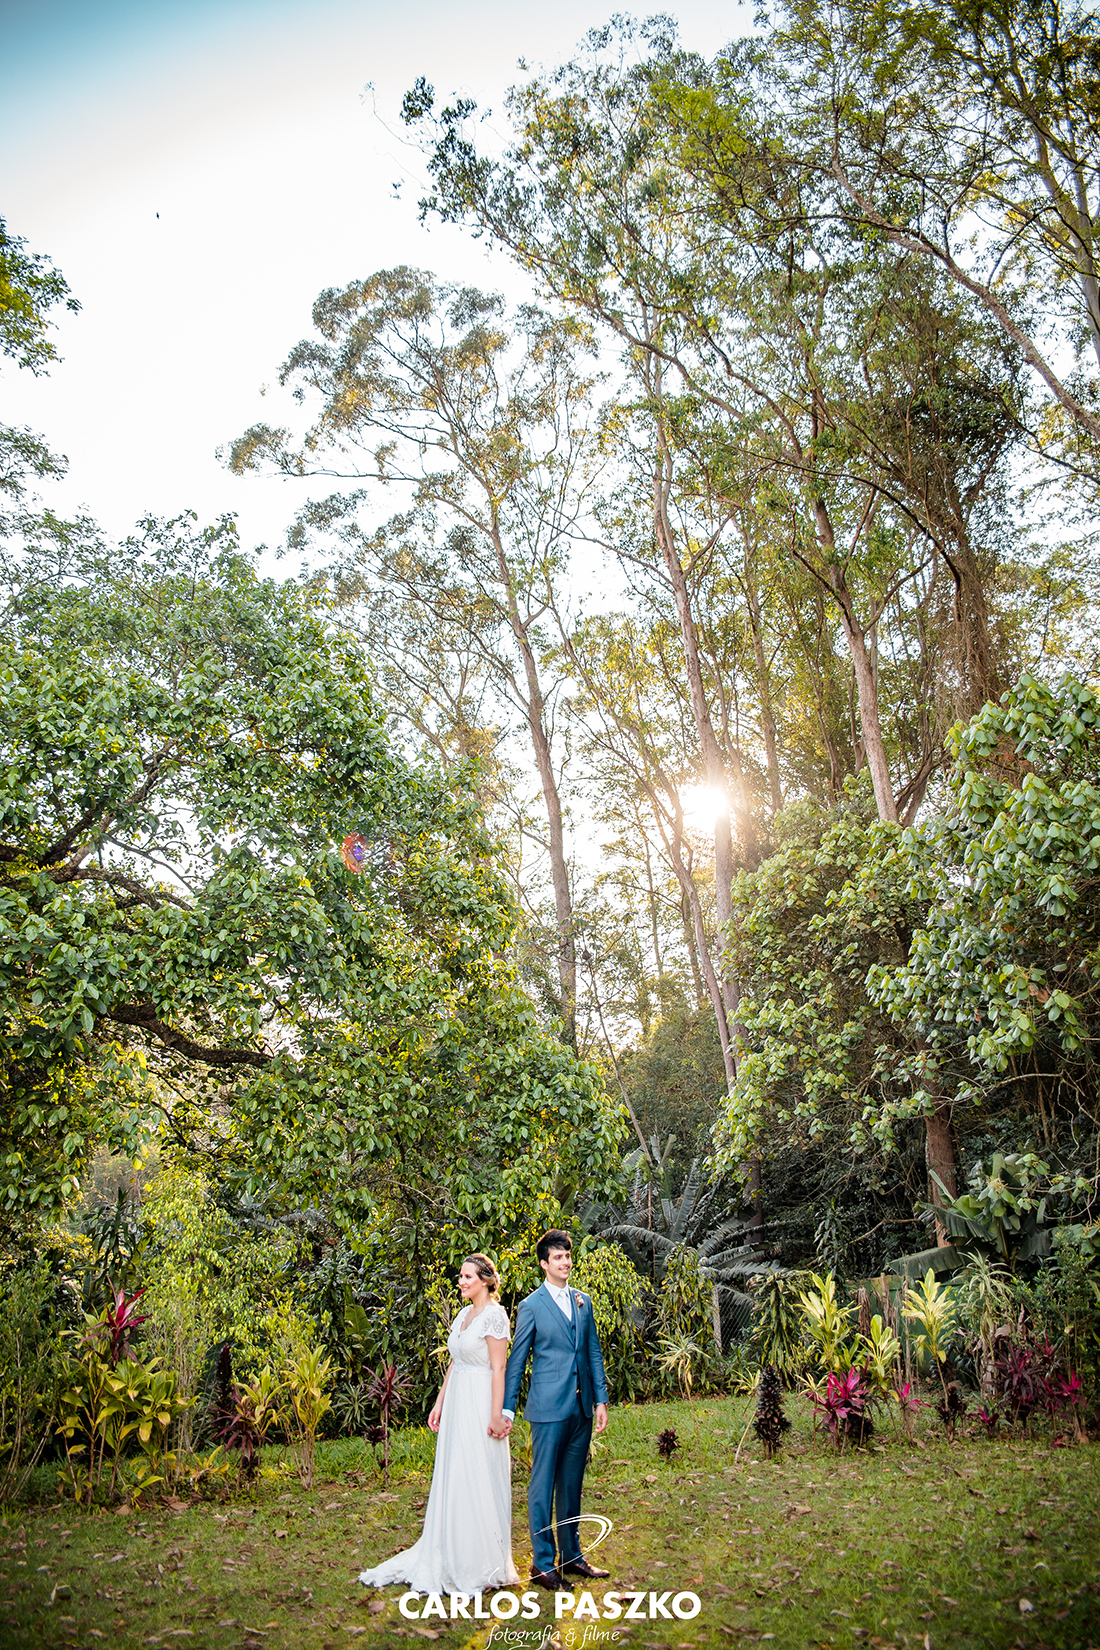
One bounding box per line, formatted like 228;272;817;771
537;1229;572;1264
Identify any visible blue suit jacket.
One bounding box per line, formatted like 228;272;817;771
503;1284;610;1422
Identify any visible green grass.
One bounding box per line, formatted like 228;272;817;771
2;1395;1098;1650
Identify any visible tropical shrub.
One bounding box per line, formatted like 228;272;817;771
903;1270;958;1397
57;1326;189;1505
281;1344;335;1490
365;1363;411;1485
811;1366;875;1449
798;1272;857;1373
209;1345;282;1479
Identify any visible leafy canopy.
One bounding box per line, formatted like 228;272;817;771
0;519;622;1255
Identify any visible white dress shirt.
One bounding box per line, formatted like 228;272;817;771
543;1278;573;1321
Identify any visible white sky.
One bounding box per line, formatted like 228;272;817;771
1;0;751;562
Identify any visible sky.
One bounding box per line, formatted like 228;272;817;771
1;0;751;562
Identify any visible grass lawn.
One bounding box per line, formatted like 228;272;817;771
2;1394;1097;1650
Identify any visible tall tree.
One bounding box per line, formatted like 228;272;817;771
772;0;1100;449
405;23;1025;827
230;271;603;1046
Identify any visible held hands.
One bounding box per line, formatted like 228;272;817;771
488;1414;513;1439
593;1403;609;1435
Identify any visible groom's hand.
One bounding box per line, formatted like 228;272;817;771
593;1403;608;1435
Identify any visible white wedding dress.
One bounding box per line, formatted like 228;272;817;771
358;1303;519;1594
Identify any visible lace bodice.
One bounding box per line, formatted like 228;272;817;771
447;1303;510;1366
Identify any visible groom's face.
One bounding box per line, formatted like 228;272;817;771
540;1246;572;1288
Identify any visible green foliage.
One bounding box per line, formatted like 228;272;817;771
654;1332;706;1400
0;1261;65;1503
747;1271;812;1380
924;1151;1055;1264
1015;1244;1100;1402
657;1243;716;1348
141;1167;314;1380
0;526;621;1326
873;674;1100;1108
569;1241;647;1403
78;1186;149;1308
618;1008;727;1163
714;796;922;1175
0;217;79;374
57;1330;189;1506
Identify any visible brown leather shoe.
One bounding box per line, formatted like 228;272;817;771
530;1568;565;1590
561;1560;610;1580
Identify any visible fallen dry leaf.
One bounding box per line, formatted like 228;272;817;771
1019;1599;1035;1614
369;1601;385;1615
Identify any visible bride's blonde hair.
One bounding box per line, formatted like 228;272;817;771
462;1253;500;1296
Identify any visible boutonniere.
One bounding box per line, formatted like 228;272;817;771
573;1291;584;1309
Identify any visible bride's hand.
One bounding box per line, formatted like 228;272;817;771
428;1403;442;1432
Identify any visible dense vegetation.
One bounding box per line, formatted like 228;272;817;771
2;0;1099;1536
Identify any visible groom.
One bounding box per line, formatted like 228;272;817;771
501;1230;610;1590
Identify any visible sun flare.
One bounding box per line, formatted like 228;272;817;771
679;783;729;834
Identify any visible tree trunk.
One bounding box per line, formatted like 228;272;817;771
656;808;736;1092
813;499;899;825
492;523;576;1046
653;452;739;1019
744;557;783;815
680;891;708;1011
925;1100;958;1249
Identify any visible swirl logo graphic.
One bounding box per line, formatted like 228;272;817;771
533;1514;613;1550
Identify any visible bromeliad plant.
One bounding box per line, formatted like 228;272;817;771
655;1332;706;1401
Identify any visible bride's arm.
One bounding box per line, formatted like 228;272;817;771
486;1335;509;1437
428;1364;453;1433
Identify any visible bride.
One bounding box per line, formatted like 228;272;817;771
358;1253;519;1595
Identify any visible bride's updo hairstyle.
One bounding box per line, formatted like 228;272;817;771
462;1253;500;1297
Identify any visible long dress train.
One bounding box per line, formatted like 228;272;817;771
358;1302;519;1594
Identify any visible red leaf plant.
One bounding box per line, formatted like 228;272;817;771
812;1366;875;1448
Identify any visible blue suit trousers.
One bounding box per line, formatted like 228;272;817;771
528;1395;593;1573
